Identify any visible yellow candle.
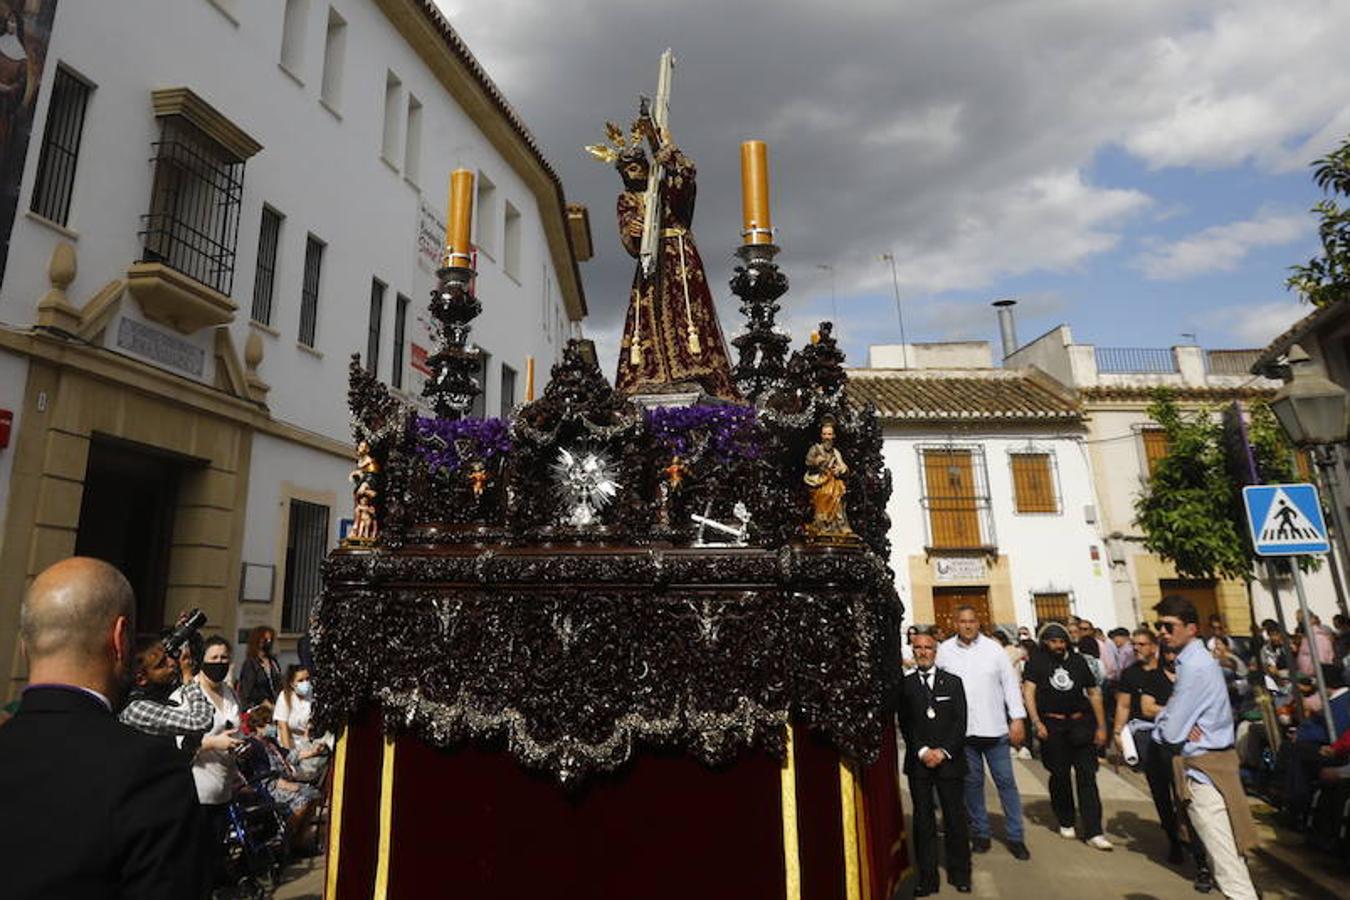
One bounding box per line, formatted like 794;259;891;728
446;168;474;264
740;141;772;245
525;356;536;401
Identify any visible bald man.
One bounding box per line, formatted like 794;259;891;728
0;557;204;899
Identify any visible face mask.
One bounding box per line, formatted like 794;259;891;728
294;681;313;699
261;641;273;654
201;662;230;684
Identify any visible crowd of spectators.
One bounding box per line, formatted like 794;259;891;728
900;603;1350;890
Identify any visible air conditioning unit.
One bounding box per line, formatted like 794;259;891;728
1083;504;1097;524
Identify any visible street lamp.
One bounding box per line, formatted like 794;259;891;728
1269;343;1348;737
1269;345;1350;447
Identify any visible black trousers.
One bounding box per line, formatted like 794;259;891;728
1142;740;1178;842
1041;717;1103;837
909;772;971;888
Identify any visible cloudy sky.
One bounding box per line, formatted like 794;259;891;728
436;0;1350;374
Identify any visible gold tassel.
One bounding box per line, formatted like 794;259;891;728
630;341;644;366
687;326;701;356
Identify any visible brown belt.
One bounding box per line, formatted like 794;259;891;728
1044;712;1087;720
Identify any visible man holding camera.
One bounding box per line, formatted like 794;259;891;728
119;616;213;743
0;557;204;898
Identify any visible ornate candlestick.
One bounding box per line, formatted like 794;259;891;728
730;241;790;403
422;263;483;419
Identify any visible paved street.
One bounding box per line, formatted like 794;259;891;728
906;756;1342;900
269;756;1342;899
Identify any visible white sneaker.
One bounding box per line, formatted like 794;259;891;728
1087;835;1113;851
1059;826;1077;839
1016;747;1032;759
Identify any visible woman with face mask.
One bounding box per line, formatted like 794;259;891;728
172;634;243;883
274;665;333;781
238;626;282;713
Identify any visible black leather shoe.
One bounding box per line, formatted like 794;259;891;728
914;884;936;897
971;836;991;853
953;883;972;893
1008;841;1031;860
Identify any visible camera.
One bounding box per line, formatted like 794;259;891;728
162;608;206;660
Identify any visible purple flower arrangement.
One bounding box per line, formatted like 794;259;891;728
645;405;761;463
413;416;513;473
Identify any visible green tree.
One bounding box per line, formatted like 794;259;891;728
1288;135;1350;308
1133;392;1303;581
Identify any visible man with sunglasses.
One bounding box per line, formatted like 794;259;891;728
1152;596;1259;900
1115;628;1215;888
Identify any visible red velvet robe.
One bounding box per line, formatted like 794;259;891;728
615;150;738;400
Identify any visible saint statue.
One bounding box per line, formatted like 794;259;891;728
804;418;854;540
586;52;737;401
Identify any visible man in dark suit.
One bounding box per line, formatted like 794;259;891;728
899;627;972;895
0;557;204;899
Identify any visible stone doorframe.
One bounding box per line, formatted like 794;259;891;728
0;334;258;699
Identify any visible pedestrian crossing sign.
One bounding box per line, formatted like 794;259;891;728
1242;483;1330;556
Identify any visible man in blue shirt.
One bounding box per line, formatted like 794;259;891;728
1152;595;1259;900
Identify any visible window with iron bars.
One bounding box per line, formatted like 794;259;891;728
282;499;329;633
1032;592;1074;626
1009;449;1061;514
391;293;409;390
139;116;244;296
919;444;995;550
30;66;93;227
298;235;324;347
250;206;282;325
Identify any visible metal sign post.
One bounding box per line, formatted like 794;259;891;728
1243;483;1337;737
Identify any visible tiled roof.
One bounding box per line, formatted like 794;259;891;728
1252;301;1349;372
1079;385;1275;402
847;369;1081;422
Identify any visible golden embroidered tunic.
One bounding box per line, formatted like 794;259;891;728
615;150;738;400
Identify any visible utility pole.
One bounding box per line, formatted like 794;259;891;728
879;252;909;369
816;263;837;323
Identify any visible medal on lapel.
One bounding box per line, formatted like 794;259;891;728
926;706;936;719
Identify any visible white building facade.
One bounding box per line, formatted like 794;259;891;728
1006;324;1340;631
0;0;590;695
851;343;1116;636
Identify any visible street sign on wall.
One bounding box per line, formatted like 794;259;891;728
1242;483;1330;556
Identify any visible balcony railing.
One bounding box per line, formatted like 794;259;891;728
1094;347;1178;374
1205;349;1262;376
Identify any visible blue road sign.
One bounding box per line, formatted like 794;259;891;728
1243;483;1330;556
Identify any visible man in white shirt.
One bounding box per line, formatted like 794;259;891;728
936;605;1030;860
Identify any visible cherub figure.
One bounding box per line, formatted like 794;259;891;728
664;455;687;492
467;460;490;500
347;441;381;543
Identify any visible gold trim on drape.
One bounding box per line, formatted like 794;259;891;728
780;723;802;900
324;728;349;899
373;734;397;898
840;761;862;900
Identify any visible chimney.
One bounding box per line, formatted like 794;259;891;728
993;299;1018;358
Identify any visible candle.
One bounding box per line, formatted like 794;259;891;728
740;141;772;245
525;356;536;401
446;168;474;265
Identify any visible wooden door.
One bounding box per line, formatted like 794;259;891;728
1158;579;1218;626
932;587;991;636
923;450;981;549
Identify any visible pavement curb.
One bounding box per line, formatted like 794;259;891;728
1248;801;1346;900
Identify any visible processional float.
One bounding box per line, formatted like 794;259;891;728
314;50;911;899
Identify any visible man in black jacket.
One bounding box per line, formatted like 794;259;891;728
899;627;971;895
0;557;204;899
